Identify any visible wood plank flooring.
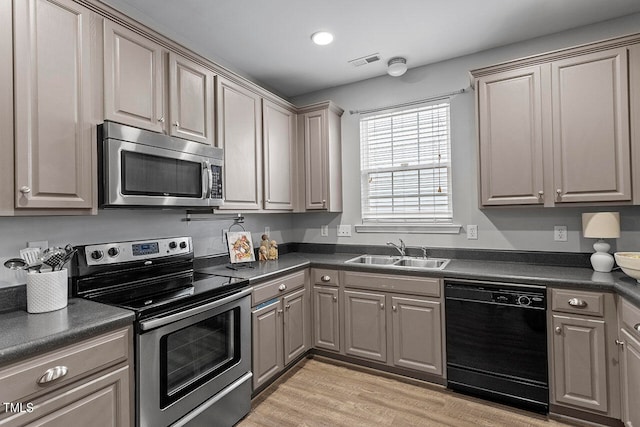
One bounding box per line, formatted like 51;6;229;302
238;358;584;427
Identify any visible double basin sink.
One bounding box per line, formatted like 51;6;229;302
345;254;450;270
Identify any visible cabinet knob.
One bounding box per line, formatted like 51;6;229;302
635;323;640;332
38;366;68;385
392;305;397;312
615;339;625;348
173;121;180;127
278;284;286;291
266;199;270;203
322;199;326;207
277;309;283;315
537;190;544;200
321;275;331;283
568;298;587;308
285;304;290;310
555;189;562;200
333;296;337;302
554;326;562;335
19;186;31;194
380;303;384;310
158;117;165;123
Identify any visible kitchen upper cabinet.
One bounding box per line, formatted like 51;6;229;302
263;99;296;211
473;44;632;207
13;0;98;210
169;52;215;145
0;0;14;214
344;290;387;363
551;48;630;204
298;102;343;212
217;77;262;210
477;66;545;206
104;20;165;133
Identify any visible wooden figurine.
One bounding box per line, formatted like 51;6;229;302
259;234;269;261
267;240;278;260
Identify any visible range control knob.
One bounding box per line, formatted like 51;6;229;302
90;250;104;261
107;247;119;258
169;241;177;249
179;241;187;249
517;295;531;306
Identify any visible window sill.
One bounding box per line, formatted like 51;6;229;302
354;224;462;234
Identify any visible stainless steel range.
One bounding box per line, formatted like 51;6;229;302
70;237;252;427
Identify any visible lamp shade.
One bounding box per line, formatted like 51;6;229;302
582;212;620;238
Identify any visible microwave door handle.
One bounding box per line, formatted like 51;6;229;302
203;161;212;199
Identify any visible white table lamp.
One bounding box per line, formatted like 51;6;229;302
582;212;620;272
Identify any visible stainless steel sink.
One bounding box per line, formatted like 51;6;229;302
345;255;401;265
345;255;450;270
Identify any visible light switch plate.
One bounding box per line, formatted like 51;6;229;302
321;225;329;237
467;225;478;240
264;226;270;237
28;241;48;251
337;225;352;237
554;225;568;242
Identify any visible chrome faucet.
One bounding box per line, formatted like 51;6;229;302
387;239;406;257
421;246;428;258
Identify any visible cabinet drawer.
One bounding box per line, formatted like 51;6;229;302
551;289;604;317
342;271;440;297
312;269;339;286
621;298;640;339
0;327;130;404
252;270;306;306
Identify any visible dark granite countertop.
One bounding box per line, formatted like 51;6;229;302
196;252;640;307
0;298;134;368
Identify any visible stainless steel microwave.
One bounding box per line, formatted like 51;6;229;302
98;121;223;208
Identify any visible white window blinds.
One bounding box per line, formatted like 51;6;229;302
360;102;452;223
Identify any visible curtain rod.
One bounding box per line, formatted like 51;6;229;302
349;87;470;115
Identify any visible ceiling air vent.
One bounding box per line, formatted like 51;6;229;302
348;53;381;67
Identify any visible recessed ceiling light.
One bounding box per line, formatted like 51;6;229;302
311;31;334;46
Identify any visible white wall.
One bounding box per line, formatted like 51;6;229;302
291;13;640;254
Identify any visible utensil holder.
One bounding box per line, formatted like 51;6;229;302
26;268;68;313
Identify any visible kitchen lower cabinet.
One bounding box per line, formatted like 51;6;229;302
344;290;387;362
549;289;620;419
251;271;310;390
0;326;132;426
313;285;341;352
12;0;100;211
619;298;640;427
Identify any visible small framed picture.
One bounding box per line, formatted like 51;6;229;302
226;231;256;264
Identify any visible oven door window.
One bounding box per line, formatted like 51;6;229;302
121;151;202;197
160;307;240;408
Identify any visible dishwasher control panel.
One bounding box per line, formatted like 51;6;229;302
445;281;546;310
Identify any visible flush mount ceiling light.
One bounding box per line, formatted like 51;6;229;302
387;57;407;77
311;31;334;46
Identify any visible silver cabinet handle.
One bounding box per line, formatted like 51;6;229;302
38;366;68;385
555;326;562;334
285;304;290;310
568;298;587;308
332;296;337;302
173;121;180;127
635;323;640;332
158;117;165;123
380;303;384;310
615;339;625;348
538;190;544;200
20;186;31;194
277;309;283;315
322;199;326;207
321;275;331;283
392;305;397;312
278;284;286;291
556;189;562;200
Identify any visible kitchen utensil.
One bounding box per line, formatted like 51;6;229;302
20;248;41;265
40;248;66;271
4;258;28;270
56;248;76;271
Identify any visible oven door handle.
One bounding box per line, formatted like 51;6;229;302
139;287;252;332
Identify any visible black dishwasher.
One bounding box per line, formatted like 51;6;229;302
445;280;548;413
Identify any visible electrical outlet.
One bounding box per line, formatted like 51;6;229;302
554;225;568;242
321;225;329;237
28;241;48;251
264;226;270;237
337;224;352;237
467;225;478;240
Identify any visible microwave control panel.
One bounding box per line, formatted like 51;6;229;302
85;237;192;266
210;165;223;199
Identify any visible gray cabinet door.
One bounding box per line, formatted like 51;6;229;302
217;77;263;210
263;99;295;210
14;0;95;209
303;110;327;210
283;288;308;365
621;329;640;427
252;300;283;390
169;52;215;145
552;314;608;412
104;20;165;133
312;286;340;352
551;48;631;203
391;296;442;375
344;290;386;362
477;66;545;206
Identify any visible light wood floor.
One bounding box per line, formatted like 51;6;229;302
237;358;584;427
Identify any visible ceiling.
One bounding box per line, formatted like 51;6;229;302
101;0;640;98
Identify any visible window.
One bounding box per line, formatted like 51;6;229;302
360;102;452;224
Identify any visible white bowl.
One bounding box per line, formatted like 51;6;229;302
614;252;640;283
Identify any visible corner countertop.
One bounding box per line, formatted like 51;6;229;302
196;252;640;307
0;298;134;368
